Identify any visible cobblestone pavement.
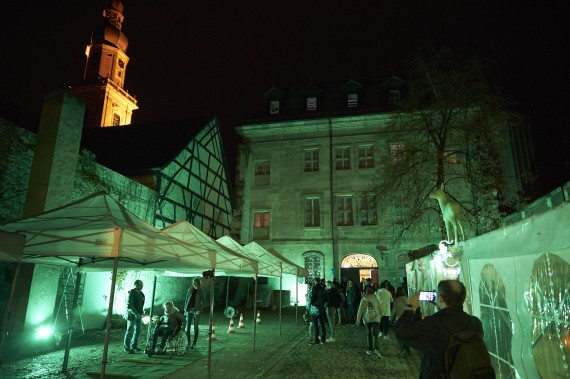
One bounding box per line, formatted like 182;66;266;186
1;307;421;378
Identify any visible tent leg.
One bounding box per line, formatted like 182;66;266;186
147;272;157;339
295;279;299;325
279;274;282;336
0;262;21;364
100;257;119;379
253;275;258;352
207;271;215;379
62;269;82;372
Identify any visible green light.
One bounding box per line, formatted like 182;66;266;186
36;325;53;339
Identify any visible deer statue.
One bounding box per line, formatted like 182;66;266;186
429;184;465;244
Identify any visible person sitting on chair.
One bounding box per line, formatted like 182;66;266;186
148;301;185;355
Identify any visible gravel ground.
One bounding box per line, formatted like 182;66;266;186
1;328;145;379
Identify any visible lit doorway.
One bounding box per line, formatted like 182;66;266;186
340;254;379;285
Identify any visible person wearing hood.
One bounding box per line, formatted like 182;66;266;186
148;301;185;355
356;285;383;358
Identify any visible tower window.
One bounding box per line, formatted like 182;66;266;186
112;113;120;126
347;93;358;108
269;100;280;115
389;90;401;105
306;97;317;111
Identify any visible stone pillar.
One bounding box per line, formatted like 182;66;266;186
24;89;85;215
15;89;85;337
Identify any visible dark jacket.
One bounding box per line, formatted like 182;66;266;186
310;284;326;311
395;306;484;379
158;308;185;331
184;286;207;312
126;288;145;316
326;288;343;308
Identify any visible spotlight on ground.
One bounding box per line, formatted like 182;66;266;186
36;326;53;339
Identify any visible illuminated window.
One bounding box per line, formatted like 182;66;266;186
112;113;120;126
253;211;270;240
336;195;353;226
335;146;351;170
347;93;358;108
304;148;319;172
305;196;321;227
390;143;405;164
254;161;270;185
269;100;280;115
306;96;317;111
359;192;377;225
357;145;374;168
389;90;401;105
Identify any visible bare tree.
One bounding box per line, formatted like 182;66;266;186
373;48;518;247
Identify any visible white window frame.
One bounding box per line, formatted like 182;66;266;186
357;145;374;169
304;196;321;227
336;195;354;226
304;148;319;172
335;146;351;170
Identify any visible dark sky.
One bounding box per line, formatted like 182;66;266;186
2;1;569;195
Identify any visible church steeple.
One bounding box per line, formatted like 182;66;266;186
71;0;138;127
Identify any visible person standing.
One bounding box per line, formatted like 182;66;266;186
124;279;145;353
346;278;359;326
309;278;327;345
325;280;342;342
375;281;393;338
395;280;491;379
356;285;382;357
184;277;207;350
391;286;410;355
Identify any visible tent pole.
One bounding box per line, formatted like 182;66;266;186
147;272;157;338
0;262;21;364
207;271;215;379
62;268;82;372
295;277;299;325
253;274;258;351
100;256;119;379
225;276;230;310
279;269;283;336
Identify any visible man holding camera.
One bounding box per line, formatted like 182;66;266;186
394;280;487;379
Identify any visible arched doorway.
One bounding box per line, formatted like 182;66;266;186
340;254;379;285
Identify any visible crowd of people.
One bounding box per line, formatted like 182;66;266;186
305;276;408;349
124;275;492;378
304;276;494;378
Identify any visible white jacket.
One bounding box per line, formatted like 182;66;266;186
356;294;381;324
375;288;393;317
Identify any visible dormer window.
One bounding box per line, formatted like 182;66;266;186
347;93;358;108
306;96;317;111
389;90;401;105
269;100;280;115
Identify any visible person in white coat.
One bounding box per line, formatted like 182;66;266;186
356;286;383;357
375;281;393;338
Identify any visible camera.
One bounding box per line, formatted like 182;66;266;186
419;291;436;302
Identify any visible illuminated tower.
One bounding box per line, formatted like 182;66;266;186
71;0;138;127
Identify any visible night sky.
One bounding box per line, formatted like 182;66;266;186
1;1;569;196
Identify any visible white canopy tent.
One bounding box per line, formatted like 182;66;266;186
0;192;257;379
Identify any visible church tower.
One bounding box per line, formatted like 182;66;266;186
71;0;138;127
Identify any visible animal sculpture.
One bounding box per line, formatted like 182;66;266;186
429;184;465;243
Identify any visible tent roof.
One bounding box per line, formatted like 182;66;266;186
463;201;570;260
244;241;308;277
216;236;282;277
0;230;25;262
161;220;258;276
267;247;309;277
0;192;230;271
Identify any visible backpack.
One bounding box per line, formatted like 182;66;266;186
438;317;496;379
